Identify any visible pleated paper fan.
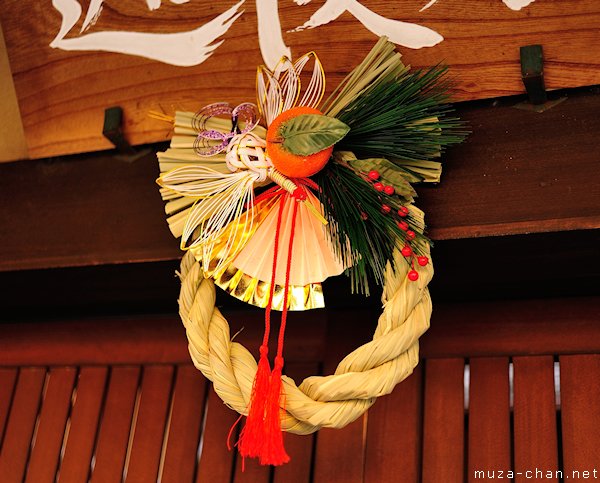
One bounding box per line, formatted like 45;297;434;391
231;190;345;287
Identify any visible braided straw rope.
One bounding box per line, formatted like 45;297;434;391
178;245;433;435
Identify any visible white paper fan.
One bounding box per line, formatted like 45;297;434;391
231;191;345;286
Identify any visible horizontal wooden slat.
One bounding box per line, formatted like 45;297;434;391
2;1;600;159
0;311;327;366
421;297;600;358
1;298;598;367
0;89;599;272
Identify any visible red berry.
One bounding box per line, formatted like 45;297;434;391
382;204;391;213
374;182;384;192
399;206;409;216
406;230;416;240
408;270;419;281
368;170;380;180
417;256;429;266
361;212;368;221
401;245;412;257
383;185;395;195
397;220;408;231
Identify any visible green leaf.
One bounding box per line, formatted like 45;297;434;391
351;158;418;199
280;114;350;156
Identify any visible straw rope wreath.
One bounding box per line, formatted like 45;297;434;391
177;244;433;434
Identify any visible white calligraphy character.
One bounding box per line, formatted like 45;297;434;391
50;0;244;66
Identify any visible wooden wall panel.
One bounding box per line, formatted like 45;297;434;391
25;367;76;483
364;366;423;483
160;365;207;483
513;356;559;483
467;358;511;481
195;389;238;483
421;358;464;483
560;355;600;479
125;365;174;482
0;369;18;445
0;368;46;483
1;1;599;159
58;367;108;482
91;366;141;483
272;363;319;483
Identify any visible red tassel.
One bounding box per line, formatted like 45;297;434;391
232;192;300;468
238;345;271;459
258;356;290;466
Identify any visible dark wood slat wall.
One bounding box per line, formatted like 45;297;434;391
125;365;174;482
421;358;465;483
91;366;141;483
0;299;599;481
272;363;319;483
363;366;423;483
195;390;238;483
513;356;559;483
311;311;372;483
161;365;207;483
468;358;511;481
0;368;45;483
0;368;17;445
25;367;76;483
559;355;600;478
58;366;108;482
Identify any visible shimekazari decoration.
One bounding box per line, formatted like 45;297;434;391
156;37;465;466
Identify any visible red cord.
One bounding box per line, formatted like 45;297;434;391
276;197;299;362
263;191;287;347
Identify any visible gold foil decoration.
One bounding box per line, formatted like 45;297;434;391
190;196;325;311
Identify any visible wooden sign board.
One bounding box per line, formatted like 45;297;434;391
1;0;599;160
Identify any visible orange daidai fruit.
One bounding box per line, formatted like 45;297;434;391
266;106;333;178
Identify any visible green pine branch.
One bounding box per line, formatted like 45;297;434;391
334;65;468;165
314;162;429;295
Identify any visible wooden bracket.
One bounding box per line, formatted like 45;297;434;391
102;106;149;161
103;106;135;154
515;45;566;112
520;45;547;105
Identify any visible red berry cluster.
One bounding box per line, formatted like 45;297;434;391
366;169;429;282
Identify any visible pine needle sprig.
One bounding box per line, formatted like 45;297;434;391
335;65;468;165
314;162;429;295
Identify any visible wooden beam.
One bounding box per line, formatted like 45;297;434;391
0;310;328;366
1;297;598;366
421;297;600;358
0;87;598;272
